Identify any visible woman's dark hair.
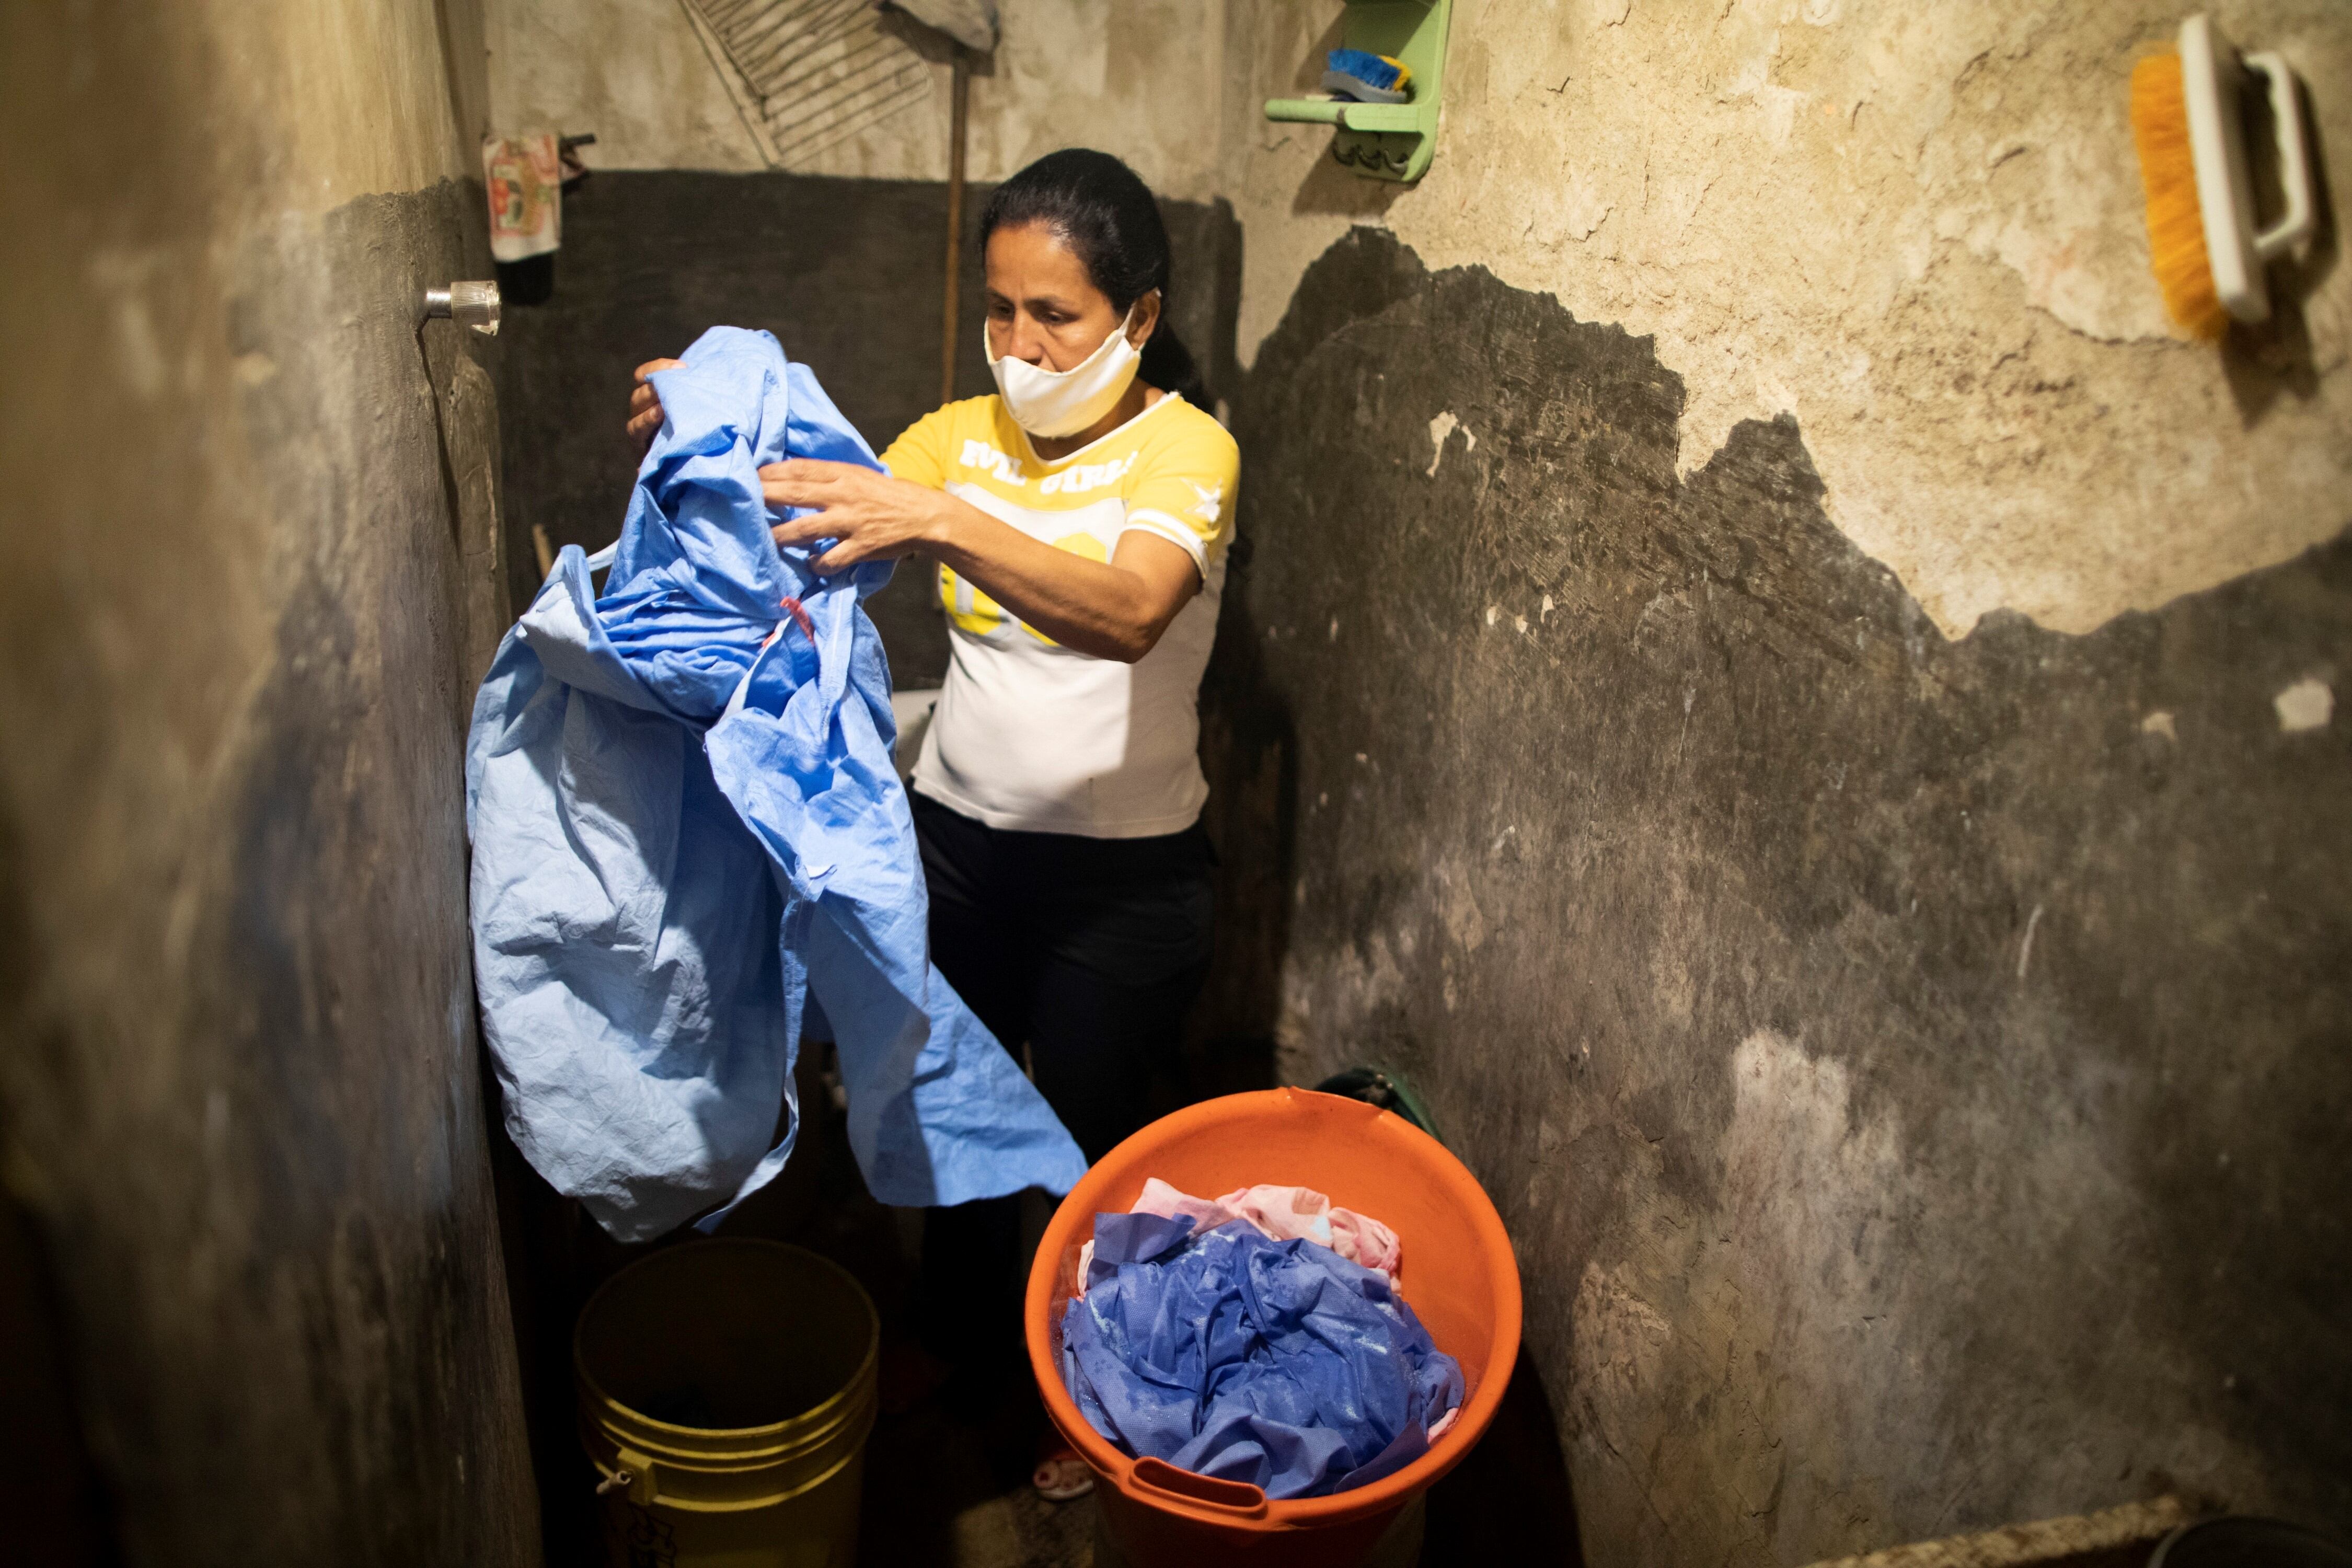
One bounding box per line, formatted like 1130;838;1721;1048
979;148;1205;405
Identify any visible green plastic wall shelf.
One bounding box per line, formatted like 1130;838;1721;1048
1264;0;1453;183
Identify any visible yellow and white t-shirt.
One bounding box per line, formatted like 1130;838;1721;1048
881;391;1239;838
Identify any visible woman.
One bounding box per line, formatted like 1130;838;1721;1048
626;149;1237;1495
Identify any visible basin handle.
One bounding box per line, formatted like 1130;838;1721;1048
1129;1457;1269;1518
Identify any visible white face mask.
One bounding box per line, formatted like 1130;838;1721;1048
986;301;1146;439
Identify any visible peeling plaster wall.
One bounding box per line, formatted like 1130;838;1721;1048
483;0;1229;198
1198;153;2351;1568
1198;10;2352;1554
486;0;767;172
1215;0;2352;637
0;2;536;1563
479;0;2351;635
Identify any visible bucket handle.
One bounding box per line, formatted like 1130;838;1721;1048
1129;1457;1269;1519
594;1446;659;1507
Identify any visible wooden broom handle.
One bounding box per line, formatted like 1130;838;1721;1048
942;48;970;408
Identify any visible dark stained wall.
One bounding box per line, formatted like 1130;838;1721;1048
0;4;537;1564
1200;229;2352;1563
493;170;1241;687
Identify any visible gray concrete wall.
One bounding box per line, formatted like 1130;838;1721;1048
1198;3;2352;1560
1215;0;2352;637
484;0;1233;194
1201;228;2351;1565
483;3;2352;624
0;3;537;1563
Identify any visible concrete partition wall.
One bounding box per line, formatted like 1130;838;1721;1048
0;3;536;1563
1197;2;2352;1563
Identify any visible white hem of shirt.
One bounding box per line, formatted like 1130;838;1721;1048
1121;508;1212;573
910;773;1206;840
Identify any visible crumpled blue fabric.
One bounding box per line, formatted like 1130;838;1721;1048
466;326;1086;1243
1060;1213;1466;1500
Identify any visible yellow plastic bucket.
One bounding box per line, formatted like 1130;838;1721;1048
575;1239;879;1568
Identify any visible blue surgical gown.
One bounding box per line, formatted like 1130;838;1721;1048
465;327;1086;1242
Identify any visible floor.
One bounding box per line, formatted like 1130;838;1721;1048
849;1343;1583;1567
859;1399;1099;1567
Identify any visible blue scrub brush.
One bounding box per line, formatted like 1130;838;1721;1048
1324;48;1411;105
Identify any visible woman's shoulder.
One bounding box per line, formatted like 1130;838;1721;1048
1136;394;1238;471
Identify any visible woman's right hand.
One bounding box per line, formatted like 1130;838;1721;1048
626;358;684;454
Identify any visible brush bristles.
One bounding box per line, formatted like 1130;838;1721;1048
2131;50;2228;341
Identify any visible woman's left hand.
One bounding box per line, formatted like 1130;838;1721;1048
760;460;952;573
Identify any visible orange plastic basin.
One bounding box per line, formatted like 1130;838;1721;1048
1022;1088;1523;1567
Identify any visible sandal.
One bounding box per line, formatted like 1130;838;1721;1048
1032;1444;1094;1502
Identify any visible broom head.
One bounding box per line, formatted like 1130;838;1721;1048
2132;49;2229;340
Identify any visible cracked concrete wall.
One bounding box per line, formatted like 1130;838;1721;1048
1201;224;2349;1568
483;0;1231;198
1214;0;2351;638
472;0;2349;637
1204;12;2343;1561
1197;3;2352;1558
1202;5;2352;1560
1;2;537;1563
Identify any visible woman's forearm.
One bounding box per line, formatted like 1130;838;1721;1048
756;458;1201;661
929;494;1195;663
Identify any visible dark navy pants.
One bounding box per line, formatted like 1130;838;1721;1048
909;791;1214;1370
